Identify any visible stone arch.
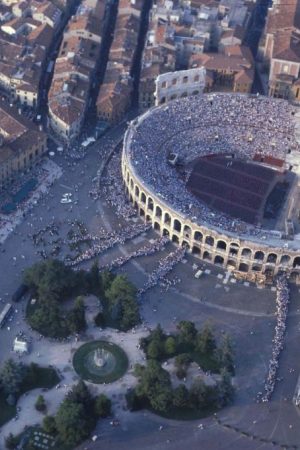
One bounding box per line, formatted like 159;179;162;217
164;212;171;225
182;240;190;250
254;250;265;261
205;235;214;246
229;242;239;256
172;234;179;244
203;251;212;261
126;172;129;183
267;253;277;264
239;262;249;272
135;185;139;197
214;255;224;266
194;231;203;242
134;201;138;210
241;248;252;258
129;194;133;203
293;256;300;268
155;205;162;219
163;228;169;236
130;178;134;189
252;264;262;272
280;255;291;265
173;219;182;232
183;225;191;238
192;245;201;255
217;240;227;251
140;208;145;217
227;259;236;269
290;271;300;282
147;197;154;211
140;192;146;204
146;215;151;222
154;222;161;231
160;97;166;104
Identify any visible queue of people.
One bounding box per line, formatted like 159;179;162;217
259;275;289;402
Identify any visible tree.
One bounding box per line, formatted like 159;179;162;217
173;385;189;408
196;322;216;355
177;321;197;348
43;415;57;435
94;394;111;418
175;353;191;379
134;360;173;413
216;334;234;374
189;377;207;409
0;359;25;395
164;336;176;356
147;339;162;360
67;297;86;334
55;401;88;447
35;394;46;412
105;275;140;330
217;369;234;407
5;433;19;450
88;261;101;293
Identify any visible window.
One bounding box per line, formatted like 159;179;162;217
194;75;199;82
172;78;177;85
162;81;167;88
183;76;188;83
283;64;289;73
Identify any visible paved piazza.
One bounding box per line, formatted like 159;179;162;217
1;119;300;450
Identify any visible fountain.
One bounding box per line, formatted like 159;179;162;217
94;348;108;368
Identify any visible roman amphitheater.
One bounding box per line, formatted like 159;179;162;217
122;93;300;282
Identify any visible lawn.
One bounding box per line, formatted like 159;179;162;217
0;366;59;427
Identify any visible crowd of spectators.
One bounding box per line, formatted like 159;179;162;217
138;247;186;296
124;94;298;237
259;275;289;402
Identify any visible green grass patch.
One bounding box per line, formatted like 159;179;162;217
150;404;218;421
73;340;128;384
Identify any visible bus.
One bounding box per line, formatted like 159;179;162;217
0;303;12;328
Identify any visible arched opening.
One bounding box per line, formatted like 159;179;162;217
134;201;138;210
280;255;291;265
140;192;146;204
192;90;199;95
203;251;212;261
192;246;200;255
227;259;236;269
217;240;226;251
267;253;277;264
205;236;214;246
173;219;181;232
163;228;169;236
147;197;154;211
290;271;300;283
229;243;239;256
183;225;191;238
164;212;171;225
194;231;203;242
214;255;224;266
252;264;262;272
170;94;177;100
135;186;139;197
182;240;190;250
239;263;249;272
154;222;161;231
241;248;252;258
264;268;274;277
126;172;129;183
140;208;145;217
254;251;264;261
146;215;151;222
293;256;300;268
172;235;179;244
130;179;134;189
155;205;162;219
160;96;166;104
129;194;133;203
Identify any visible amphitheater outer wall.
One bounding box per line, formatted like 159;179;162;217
121;147;300;280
